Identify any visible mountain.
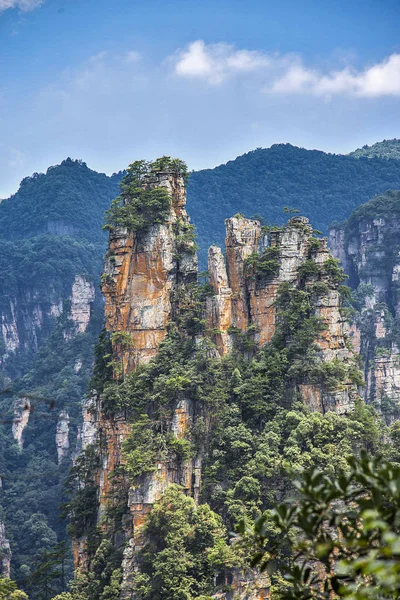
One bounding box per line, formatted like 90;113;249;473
187;143;400;263
0;157;122;243
1;144;400;595
0;158;122;379
348;138;400;160
66;163;398;600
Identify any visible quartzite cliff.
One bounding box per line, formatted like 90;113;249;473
329;190;400;422
72;166;360;599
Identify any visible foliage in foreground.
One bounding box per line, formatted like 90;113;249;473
248;451;400;599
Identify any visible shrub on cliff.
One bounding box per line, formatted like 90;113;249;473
103;157;188;234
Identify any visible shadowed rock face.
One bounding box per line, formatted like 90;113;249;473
0;519;11;578
329;198;400;419
206;216;357;414
12;397;31;449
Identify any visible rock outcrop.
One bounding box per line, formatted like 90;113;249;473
207;216;357;414
101;171;197;373
12;397;31;449
56;411;70;463
0;519;11;578
329;191;400;418
74;178;360;598
70;275;95;334
74;170;199;583
0;274;95;366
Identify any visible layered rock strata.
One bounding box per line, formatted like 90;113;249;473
101;172;197;372
75;192;358;596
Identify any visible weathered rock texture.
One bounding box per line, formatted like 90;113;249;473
0;519;11;578
75;190;358;597
70;275;95;334
12;397;31;449
207;216;357;414
101;172;197;373
56;411;70;463
329;191;400;418
74;172;200;590
0;274;95;365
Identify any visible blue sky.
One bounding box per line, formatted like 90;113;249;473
0;0;399;197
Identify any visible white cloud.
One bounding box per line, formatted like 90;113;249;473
173;41;400;98
267;53;400;97
0;0;43;12
173;40;270;84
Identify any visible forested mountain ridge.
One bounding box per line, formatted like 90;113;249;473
348;138;400;160
0;158;122;243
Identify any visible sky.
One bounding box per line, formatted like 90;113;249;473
0;0;399;198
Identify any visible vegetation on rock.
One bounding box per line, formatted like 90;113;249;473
103;157;188;233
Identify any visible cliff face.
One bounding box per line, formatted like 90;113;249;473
207;216;357;414
329;191;400;419
73;167;360;599
0;273;96;366
101;172;197;372
73;171;199;581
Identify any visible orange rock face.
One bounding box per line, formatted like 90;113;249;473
74;172;199;585
75;201;359;596
101;172;197;373
206;216;358;414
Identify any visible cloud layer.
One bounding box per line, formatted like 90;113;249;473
173;40;400;98
0;0;43;11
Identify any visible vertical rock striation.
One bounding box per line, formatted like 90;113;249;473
101;172;197;372
74;170;199;587
206;216;357;414
56;411;70;463
12;398;31;449
74;180;360;598
70;275;95;334
329;191;400;418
